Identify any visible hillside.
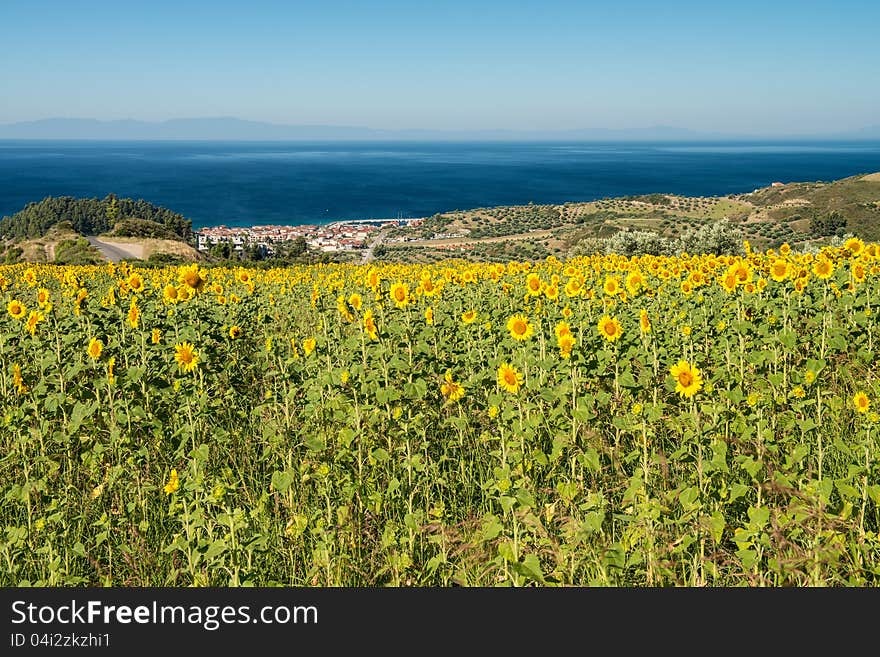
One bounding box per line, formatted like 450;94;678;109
378;172;880;262
0;194;193;241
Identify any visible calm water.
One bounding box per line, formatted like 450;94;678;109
2;140;879;229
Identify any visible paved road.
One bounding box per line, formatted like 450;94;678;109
362;230;388;263
85;236;137;262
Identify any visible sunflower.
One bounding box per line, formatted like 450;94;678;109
178;264;205;293
163;284;179;304
12;363;27;395
507;314;534;341
852;262;867;284
844;237;865;257
174;341;200;373
424;307;434;325
544;283;560;302
554;321;572;340
348;292;363;311
462;310;478;324
87;337;103;360
163;469;180;495
625;270;644;295
717;270;735;293
525;273;543;297
36;288;51;308
853;392;870;414
440;370;465;403
812;258;834;280
669;360;703;399
564;278;582;298
597;315;623;342
497;363;523;394
7;299;26;320
769;259;789;282
152;328;162;344
639;309;651;334
363;309;378;340
127;273;144;293
421;276;440;297
557;334;575;359
603;276;621;296
127;299;140;328
303;337;316;356
389;282;410;308
24;310;44;336
228;325;241;339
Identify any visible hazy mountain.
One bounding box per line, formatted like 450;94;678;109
0;117;876;141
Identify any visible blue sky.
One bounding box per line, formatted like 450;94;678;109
1;0;878;134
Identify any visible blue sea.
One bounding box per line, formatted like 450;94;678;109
2;140;880;229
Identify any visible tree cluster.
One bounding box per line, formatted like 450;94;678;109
0;194;192;240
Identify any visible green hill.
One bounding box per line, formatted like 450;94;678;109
0;194;193;241
378;172;880;262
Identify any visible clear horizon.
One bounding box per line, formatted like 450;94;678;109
1;1;878;134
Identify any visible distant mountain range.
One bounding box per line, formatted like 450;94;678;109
0;117;877;141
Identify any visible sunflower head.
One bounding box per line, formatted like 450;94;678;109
7;299;26;319
506;314;534;341
87;337;103;360
174;341;200;373
669;360;703;399
497;363;523;394
597;315;623;342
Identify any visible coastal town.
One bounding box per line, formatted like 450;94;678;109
194;218;424;255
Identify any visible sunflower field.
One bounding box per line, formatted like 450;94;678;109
1;238;879;586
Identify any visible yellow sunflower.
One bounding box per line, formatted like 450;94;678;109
853;392;870;414
24;310;44;335
462;309;478;324
557;334;576;359
506;314;534;341
303;337;316;356
127;299;140;328
497;363;523;394
389;282;410;308
440;371;465;403
363;309;378;340
127;273;145;293
12;363;27;395
174;341;200;373
525;273;543;297
163;284;180;304
163;469;180;495
639;309;651;334
87;337;103;360
812;258;834;280
554;321;572;340
669;360;703;399
769;259;789;282
7;299;26;319
603;276;621;296
228;325;241;339
178;264;205;293
597;315;623;342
